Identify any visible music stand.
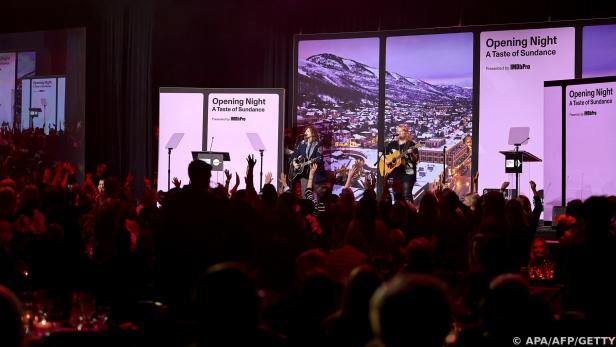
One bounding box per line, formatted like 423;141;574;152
192;151;230;171
165;133;184;191
247;133;266;191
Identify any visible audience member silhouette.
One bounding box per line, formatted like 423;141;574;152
370;274;451;347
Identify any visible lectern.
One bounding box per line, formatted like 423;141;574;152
29;108;41;129
499;127;541;198
192;151;230;172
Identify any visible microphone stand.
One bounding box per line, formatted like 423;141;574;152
167;148;172;191
513;136;529;199
259;149;264;192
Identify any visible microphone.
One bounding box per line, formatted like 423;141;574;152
391;133;398;139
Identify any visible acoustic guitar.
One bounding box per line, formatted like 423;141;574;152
289;156;322;181
378;143;421;177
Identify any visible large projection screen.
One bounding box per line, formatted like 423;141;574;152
386;32;473;199
296;37;380;198
582;24;616;78
478;27;575;198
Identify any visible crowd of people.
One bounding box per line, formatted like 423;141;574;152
1;131;616;346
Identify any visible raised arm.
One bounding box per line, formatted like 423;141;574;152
306;162;318;193
224;169;232;195
245;154;257;193
344;162;358;189
279;172;290;193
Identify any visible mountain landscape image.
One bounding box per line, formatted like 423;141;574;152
296;51;473;197
297;53;472;105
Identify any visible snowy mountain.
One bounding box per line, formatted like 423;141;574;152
297;53;472;104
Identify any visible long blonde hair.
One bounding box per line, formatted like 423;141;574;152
397;124;411;141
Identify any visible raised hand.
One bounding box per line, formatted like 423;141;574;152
309;162;318;176
265;172;273;185
172;177;181;188
362;172;376;191
125;172;135;187
42;168;51;184
500;181;510;191
246;154;257;169
224;169;232;182
529;180;537;193
234;172;240;188
348;162;358;176
143;176;152;189
279;172;288;187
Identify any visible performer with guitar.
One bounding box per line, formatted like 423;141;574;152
290;126;324;195
380;124;420;203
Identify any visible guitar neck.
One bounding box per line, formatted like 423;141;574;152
301;158;317;167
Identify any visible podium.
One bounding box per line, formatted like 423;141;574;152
29;108;42;129
499;149;541;198
192;151;230;172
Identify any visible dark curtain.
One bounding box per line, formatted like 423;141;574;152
86;0;153;190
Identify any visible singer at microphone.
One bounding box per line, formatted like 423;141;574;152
289;126;324;196
382;124;419;203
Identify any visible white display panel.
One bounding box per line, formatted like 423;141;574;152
20;77;65;133
57;77;66;130
21;79;30;125
30;78;57;131
543;86;563;219
158;89;283;192
158;92;204;191
478;27;575;198
0;52;16;124
565;82;616;200
206;92;281;190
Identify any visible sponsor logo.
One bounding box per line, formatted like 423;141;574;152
569;110;597;117
510;63;531;70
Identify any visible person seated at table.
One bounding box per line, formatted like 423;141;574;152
0;285;23;347
193;263;284;347
526;237;555;281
